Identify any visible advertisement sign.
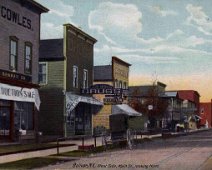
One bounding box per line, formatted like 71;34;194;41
0;83;40;110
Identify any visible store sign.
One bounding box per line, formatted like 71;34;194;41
103;97;123;105
0;69;32;82
81;84;122;95
0;83;40;110
0;5;33;31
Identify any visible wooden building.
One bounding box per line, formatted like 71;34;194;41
0;0;48;142
93;57;131;131
38;24;102;139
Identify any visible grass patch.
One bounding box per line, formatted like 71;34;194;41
56;144;127;158
0;143;74;156
0;157;68;170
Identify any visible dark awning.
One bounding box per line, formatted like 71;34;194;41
112;104;142;116
66;93;103;113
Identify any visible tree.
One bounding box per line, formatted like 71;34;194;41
129;81;168;129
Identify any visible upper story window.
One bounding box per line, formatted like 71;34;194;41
25;42;32;74
119;81;122;89
38;62;47;84
9;37;18;71
83;69;88;89
73;66;78;88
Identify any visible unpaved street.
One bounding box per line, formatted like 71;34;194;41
37;130;212;170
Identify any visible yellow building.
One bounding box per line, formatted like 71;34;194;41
93;56;131;130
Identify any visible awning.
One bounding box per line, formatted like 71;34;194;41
0;83;40;110
112;104;142;116
66;93;103;113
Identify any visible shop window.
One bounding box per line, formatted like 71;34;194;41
9;36;18;71
25;42;32;74
39;62;47;84
14;102;33;131
83;69;88;89
73;65;78;88
0;100;11;136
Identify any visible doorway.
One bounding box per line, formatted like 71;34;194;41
0;100;12;140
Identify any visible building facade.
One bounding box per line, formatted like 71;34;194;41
93;57;131;130
0;0;48;142
38;24;102;139
199;101;212;128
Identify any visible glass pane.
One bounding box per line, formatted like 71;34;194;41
26;46;31;56
10;55;15;68
11;40;16;55
0;108;10;136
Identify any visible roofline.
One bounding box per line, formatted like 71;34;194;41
63;23;97;43
40;38;63;41
39;58;65;62
175;90;201;97
112;56;131;66
94;65;112;67
27;0;49;13
94;79;113;82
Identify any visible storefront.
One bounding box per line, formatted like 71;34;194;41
66;93;103;136
0;82;40;141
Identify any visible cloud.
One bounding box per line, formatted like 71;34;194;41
150;5;177;17
186;4;212;35
36;0;75;39
89;2;142;44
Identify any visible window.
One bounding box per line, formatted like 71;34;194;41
9;37;18;71
73;66;78;88
119;81;122;88
38;62;47;84
14;102;33;131
25;43;32;74
83;69;88;89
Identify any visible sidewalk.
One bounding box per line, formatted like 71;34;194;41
0;128;210;164
0;137;103;164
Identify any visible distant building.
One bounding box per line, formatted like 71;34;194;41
199;101;212;128
93;57;132;130
38;24;102;139
128;82;167;129
0;0;48;142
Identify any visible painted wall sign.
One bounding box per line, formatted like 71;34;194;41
0;5;33;31
0;69;32;82
0;83;40;110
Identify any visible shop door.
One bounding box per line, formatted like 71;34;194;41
75;103;85;135
0;107;11;139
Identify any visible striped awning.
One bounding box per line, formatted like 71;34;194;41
66;93;103;113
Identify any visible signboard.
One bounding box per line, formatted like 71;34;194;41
81;84;123;95
0;69;32;82
0;5;33;31
0;83;40;110
148;105;153;110
103;97;123;105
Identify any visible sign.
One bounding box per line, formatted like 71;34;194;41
0;69;32;82
148;105;153;110
0;5;33;31
0;83;40;110
81;84;123;95
103;97;123;105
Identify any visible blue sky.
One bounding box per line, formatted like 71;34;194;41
36;0;212;101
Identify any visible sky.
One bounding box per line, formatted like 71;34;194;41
35;0;212;102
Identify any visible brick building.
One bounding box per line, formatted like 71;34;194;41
199;101;212;128
0;0;48;142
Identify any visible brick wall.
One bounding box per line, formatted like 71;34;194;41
0;0;40;83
